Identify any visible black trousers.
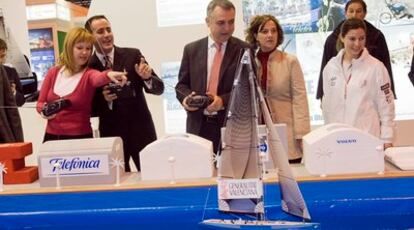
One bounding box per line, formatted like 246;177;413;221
122;137;141;172
43;133;93;143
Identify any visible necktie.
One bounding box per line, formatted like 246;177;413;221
104;55;112;69
207;43;223;95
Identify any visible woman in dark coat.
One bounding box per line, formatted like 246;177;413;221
0;65;23;143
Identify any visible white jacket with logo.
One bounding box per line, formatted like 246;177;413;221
322;48;395;143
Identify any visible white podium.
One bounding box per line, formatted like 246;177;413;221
38;137;124;187
303;123;384;176
140;134;214;181
385;146;414;170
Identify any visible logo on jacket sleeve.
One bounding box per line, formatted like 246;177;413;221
380;83;390;95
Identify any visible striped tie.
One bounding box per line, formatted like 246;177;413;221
104;55;112;69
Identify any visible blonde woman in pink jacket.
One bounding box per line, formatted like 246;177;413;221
37;27;126;142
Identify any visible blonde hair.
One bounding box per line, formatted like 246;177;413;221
58;27;95;75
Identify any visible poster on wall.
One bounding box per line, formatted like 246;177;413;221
29;28;55;83
156;0;209;27
0;9;31;77
242;0;344;34
161;62;186;134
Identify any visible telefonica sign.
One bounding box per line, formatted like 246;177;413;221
40;155;109;177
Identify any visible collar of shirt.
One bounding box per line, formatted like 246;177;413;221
208;36;228;52
54;66;84;97
207;36;228;81
95;48;115;67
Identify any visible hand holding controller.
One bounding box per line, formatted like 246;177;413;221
108;81;134;99
186;94;213;108
41;98;72;117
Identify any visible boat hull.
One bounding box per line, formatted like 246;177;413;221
200;219;320;229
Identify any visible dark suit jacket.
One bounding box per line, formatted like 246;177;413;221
4;65;25;106
176;36;250;135
317;20;395;99
88;46;164;152
0;65;23;143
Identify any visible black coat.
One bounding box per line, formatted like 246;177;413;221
4;65;25;106
0;65;23;143
88;46;164;170
317;20;395;99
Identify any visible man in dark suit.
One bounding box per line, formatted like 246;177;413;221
0;39;25;106
175;0;250;153
85;15;164;172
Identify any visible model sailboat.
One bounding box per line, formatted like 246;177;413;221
200;49;318;229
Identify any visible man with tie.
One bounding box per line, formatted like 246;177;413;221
85;15;164;172
175;0;250;153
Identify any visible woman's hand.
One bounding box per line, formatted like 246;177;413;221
40;103;57;120
107;71;127;86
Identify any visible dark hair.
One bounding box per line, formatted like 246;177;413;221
336;18;367;50
245;15;284;51
0;38;7;51
345;0;367;13
206;0;235;18
85;15;109;32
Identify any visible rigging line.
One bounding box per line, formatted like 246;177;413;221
0;105;37;109
157;77;189;99
201;186;211;221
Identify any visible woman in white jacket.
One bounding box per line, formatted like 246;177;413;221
322;18;395;148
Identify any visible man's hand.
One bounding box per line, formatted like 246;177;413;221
205;93;223;113
103;85;117;102
182;91;199;111
135;57;152;80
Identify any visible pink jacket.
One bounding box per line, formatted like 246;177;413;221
37;66;110;135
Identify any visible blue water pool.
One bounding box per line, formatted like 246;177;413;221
1;177;414;229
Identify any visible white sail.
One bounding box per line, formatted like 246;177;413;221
251;51;312;221
202;49;316;228
218;50;261;180
217;49;263;215
216;49;312;222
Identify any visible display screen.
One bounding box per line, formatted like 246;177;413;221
28;28;55;83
